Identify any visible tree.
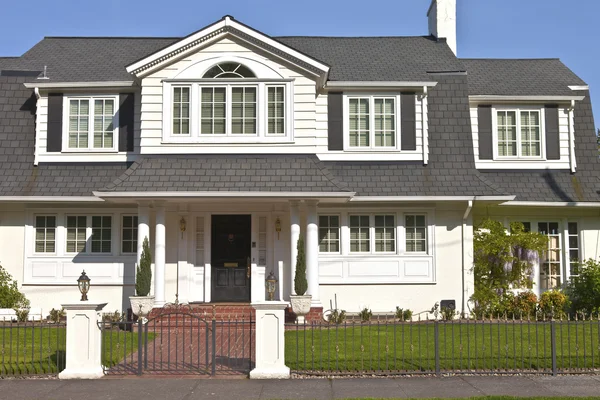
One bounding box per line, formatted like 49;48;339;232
135;237;152;297
294;236;308;295
471;219;547;315
565;259;600;314
0;265;29;309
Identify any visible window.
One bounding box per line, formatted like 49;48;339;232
568;222;580;277
375;215;395;252
231;87;257;134
350;215;370;253
91;216;112;253
267;86;285;135
538;222;561;290
203;62;255;78
347;96;397;149
405;215;427;253
35;216;56;253
122;216;138;254
66;96;117;150
173;87;190;135
319;215;340;253
66;216;87;253
495;109;542;158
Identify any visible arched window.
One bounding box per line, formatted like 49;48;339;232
203;62;255;78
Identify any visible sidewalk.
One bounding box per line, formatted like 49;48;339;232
3;375;600;400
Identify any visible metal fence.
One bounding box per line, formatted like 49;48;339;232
285;315;600;376
0;321;66;376
100;306;255;376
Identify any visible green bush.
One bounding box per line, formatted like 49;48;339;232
102;310;124;323
0;265;29;309
358;307;372;322
539;290;569;318
327;308;346;324
395;307;413;321
15;308;29;322
441;306;456;321
513;291;538;317
48;308;65;324
565;259;600;315
294;236;308;296
135;237;152;297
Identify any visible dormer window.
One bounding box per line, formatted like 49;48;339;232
63;95;118;151
495;108;543;158
163;60;292;143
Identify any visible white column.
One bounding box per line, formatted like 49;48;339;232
137;204;150;266
250;301;290;379
59;302;107;379
289;201;300;296
154;204;166;307
305;200;320;306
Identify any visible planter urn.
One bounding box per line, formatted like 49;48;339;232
129;295;155;322
290;294;312;324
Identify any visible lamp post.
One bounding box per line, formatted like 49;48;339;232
266;271;278;301
77;270;90;301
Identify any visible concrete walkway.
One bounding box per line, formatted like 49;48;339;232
3;375;600;399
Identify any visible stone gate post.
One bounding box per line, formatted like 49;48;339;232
250;301;290;379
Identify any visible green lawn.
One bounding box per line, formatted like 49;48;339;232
340;398;600;400
0;324;153;375
285;320;600;373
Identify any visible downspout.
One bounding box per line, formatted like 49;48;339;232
461;200;473;318
421;86;429;165
568;100;577;173
33;87;40;166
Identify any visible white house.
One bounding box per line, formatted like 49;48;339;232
1;0;599;319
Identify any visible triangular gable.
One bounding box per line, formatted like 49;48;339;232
126;15;330;83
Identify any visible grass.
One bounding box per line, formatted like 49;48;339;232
340;398;600;400
0;323;154;375
285;320;600;373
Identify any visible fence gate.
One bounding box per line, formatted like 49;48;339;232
100;303;255;376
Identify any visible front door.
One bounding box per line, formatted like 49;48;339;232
211;215;251;302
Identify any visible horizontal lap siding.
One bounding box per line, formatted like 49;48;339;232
140;37;326;153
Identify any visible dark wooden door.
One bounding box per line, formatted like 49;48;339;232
211;215;251;302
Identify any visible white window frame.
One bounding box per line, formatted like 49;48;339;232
64;215;114;256
404;214;428;255
62;94;119;152
162;80;293;143
33;214;57;255
492;106;545;160
342;93;402;151
121;214;138;255
348;213;398;255
318;214;341;254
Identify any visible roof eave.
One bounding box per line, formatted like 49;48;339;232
325;81;438;90
23;81;136;89
469;95;585;102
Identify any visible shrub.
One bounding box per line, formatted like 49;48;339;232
48;308;65;324
441;306;456;321
539;290;569;318
15;307;29;323
565;259;600;315
135;237;152;297
513;291;538;317
327;308;346;324
294;236;308;296
358;307;372;322
395;307;413;321
0;265;29;309
102;310;124;323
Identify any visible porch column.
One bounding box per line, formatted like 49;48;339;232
137;203;150;266
154;204;166;307
289;201;300;296
305;200;320;306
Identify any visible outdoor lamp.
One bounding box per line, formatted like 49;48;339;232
266;271;278;301
179;217;186;238
275;217;281;239
77;270;90;301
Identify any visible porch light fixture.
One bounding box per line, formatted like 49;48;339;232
266;271;278;301
77;270;90;301
275;217;281;239
179;217;186;238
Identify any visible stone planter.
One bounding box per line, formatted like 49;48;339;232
290;294;312;324
129;296;155;322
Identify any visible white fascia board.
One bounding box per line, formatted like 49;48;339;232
23;81;135;89
499;201;600;208
569;85;589;91
93;191;355;199
0;196;103;202
126;16;329;75
350;195;515;202
469;95;585;102
325;81;438;89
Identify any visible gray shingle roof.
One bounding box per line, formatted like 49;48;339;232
100;155;350;193
461;58;587;96
0;76;130;197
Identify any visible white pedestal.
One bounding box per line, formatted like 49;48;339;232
250;301;290;379
58;302;107;380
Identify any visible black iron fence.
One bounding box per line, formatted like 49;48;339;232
0;321;66;375
285;315;600;376
100;305;254;376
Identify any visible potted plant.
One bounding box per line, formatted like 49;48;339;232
129;237;154;322
290;236;311;323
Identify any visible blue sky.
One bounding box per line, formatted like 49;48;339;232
1;0;598;129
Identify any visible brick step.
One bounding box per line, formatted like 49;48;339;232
148;303;255;322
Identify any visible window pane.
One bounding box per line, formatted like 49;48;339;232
173;87;190;135
350;215;370;253
201;87;226;135
349;98;369;147
91;216;111;253
374;98;395;147
267;86;285;135
121;215;138;254
68;99;90;149
231;87;257;135
67;216;87;253
406;214;427;253
319;215;340;253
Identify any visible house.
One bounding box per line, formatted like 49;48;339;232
0;0;598;319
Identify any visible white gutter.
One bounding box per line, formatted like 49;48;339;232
350;195;515;202
0;196;103;202
568;99;577;173
325;81;438;89
569;85;589;91
469;95;585;102
24;81;135;89
421;86;429;165
500;201;600;207
33;88;40;166
461;200;473;318
93;191;355;199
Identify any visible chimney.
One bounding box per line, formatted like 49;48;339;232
427;0;457;55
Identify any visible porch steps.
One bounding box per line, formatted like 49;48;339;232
148;303;255;322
